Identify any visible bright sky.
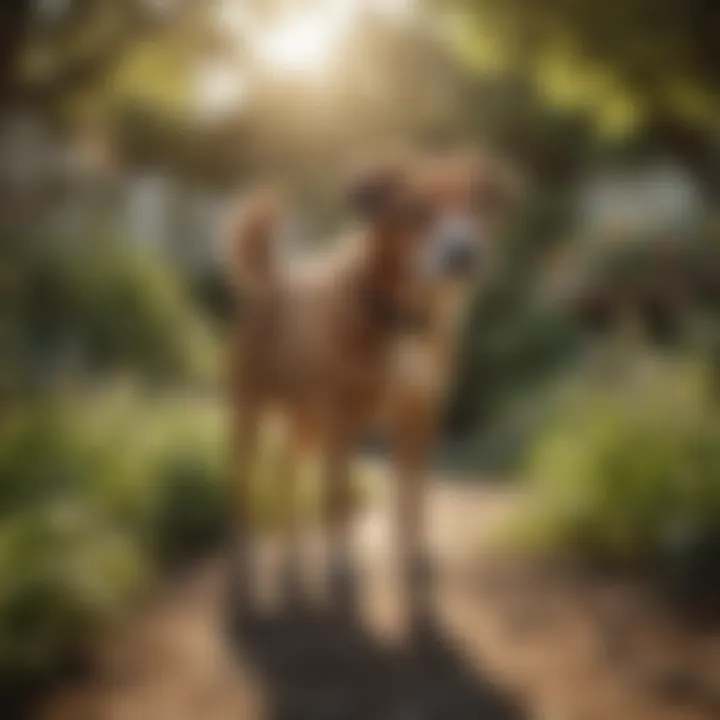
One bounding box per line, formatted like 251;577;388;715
195;61;249;119
224;0;413;72
198;0;415;117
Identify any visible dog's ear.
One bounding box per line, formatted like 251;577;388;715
346;161;406;219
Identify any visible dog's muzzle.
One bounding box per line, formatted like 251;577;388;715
441;241;476;276
424;215;483;279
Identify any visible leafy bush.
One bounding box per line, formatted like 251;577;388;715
518;354;720;575
3;232;216;393
75;245;216;381
446;187;582;435
0;393;225;693
0;504;146;682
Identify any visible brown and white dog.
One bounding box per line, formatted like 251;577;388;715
225;150;519;615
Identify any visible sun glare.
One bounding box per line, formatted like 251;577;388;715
253;1;366;77
216;0;415;80
199;0;416;115
255;11;343;75
195;61;248;118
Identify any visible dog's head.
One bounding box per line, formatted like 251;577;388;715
348;151;521;290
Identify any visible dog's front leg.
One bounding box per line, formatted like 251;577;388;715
390;342;445;629
394;390;438;617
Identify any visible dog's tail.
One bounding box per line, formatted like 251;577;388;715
223;188;281;299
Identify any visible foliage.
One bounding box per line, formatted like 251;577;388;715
447;186;583;435
441;0;720;204
2;230;216;397
0;392;226;693
0;504;145;683
444;0;719;132
0;212;226;697
517;354;720;576
564;223;720;339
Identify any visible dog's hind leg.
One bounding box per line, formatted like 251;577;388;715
322;417;358;610
228;394;261;609
277;419;313;601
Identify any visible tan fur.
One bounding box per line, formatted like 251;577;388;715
226;152;518;606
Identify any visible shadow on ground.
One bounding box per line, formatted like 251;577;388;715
227;583;525;720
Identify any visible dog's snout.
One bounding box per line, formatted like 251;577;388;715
443;241;476;274
431;214;481;277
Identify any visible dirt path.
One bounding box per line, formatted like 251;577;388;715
39;469;720;720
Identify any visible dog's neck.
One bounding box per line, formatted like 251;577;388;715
354;226;428;335
357;280;430;335
351;226;476;345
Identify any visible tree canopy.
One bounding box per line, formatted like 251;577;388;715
442;0;720;193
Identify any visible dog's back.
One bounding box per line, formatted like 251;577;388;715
225;194;394;432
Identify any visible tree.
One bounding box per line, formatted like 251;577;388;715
441;0;720;196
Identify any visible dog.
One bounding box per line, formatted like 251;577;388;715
225;150;519;615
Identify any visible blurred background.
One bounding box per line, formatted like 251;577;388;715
1;0;719;717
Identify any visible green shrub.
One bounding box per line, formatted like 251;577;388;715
140;403;230;564
5;233;216;389
518;354;720;571
0;393;225;689
151;453;230;564
0;503;146;682
75;245;216;382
